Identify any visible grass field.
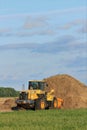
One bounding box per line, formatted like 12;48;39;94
0;109;87;130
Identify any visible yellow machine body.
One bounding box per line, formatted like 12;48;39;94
16;80;63;110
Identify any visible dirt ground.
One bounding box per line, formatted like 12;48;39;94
0;74;87;112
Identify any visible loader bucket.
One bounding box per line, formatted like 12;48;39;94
57;98;63;108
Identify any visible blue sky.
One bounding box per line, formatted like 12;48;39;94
0;0;87;90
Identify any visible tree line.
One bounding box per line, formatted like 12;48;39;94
0;87;19;97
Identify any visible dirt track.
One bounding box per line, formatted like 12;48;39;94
0;74;87;112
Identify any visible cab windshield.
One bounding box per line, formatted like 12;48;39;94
29;81;45;90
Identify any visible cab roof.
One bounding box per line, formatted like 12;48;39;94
29;80;45;82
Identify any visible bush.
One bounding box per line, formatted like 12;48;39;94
0;87;19;97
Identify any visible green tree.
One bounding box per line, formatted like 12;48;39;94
0;87;19;97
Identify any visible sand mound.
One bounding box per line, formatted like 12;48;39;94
0;98;16;112
44;74;87;109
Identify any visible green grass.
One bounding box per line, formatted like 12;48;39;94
0;109;87;130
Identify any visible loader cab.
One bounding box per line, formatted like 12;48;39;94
28;80;47;91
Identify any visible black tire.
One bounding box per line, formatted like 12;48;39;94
12;106;23;111
34;98;46;110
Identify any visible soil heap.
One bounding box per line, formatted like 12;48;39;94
44;74;87;109
0;98;16;112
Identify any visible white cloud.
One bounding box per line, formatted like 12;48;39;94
23;16;48;29
17;29;55;37
58;19;87;30
0;34;86;57
0;6;86;20
0;28;12;36
77;24;87;33
0;35;74;51
24;20;46;29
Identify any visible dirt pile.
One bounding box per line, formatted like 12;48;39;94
0;98;16;112
44;74;87;109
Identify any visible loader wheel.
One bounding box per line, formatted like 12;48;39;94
53;98;58;109
40;100;45;109
34;98;46;110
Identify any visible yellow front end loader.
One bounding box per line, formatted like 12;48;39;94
16;80;61;110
